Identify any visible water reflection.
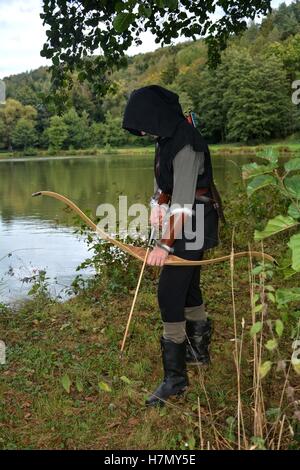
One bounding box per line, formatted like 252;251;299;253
0;153;251;303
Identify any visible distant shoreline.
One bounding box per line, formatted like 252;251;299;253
0;142;299;160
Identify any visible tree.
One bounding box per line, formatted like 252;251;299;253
90;122;105;148
266;33;300;80
100;112;130;147
194;67;227;142
222;51;291;143
11;118;38;150
41;0;272;95
63;108;90;149
0;118;5;149
160;56;179;85
0;99;37;150
70;77;103;121
273;2;300;39
13;84;40;107
90;112;148;148
3;3;300;148
46;115;68;151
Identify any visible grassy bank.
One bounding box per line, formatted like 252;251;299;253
0;147;154;160
1;141;300;160
0;185;299;450
211;142;300;156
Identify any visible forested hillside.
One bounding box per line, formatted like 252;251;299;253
1;1;300;152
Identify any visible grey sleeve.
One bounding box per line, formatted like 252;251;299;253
171;145;205;209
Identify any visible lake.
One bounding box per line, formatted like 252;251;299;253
0;153;250;304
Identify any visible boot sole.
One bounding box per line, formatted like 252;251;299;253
145;387;188;408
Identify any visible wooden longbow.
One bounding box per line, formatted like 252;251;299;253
32;191;276;266
32;190;276;352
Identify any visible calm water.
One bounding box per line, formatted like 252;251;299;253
0;153;251;303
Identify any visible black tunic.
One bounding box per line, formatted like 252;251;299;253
122;85;220;251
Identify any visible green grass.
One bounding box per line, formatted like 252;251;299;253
0;185;299;450
210;142;300;156
1;139;300;160
0;252;297;450
0;267;238;449
0;147;154;160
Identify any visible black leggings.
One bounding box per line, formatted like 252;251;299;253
158;249;204;323
158;197;218;323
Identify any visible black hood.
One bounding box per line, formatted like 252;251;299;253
123;84;211;194
122;85;185;137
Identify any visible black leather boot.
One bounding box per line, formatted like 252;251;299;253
186;318;212;365
146;337;188;407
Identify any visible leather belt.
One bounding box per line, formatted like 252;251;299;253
195;187;209;199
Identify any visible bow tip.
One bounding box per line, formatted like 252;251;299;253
32;191;42;197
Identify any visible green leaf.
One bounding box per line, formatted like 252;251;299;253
254;215;298;241
52;55;60;66
285;175;300;199
61;374;71;394
259;361;272;379
283;266;297;279
287;233;300;272
288;203;300;220
98;381;112;392
266;407;281;421
265;285;275;292
284;158;300;172
256;148;279;164
113;12;135;33
276;287;300;305
250;436;267;450
77;71;87;82
265;339;278;351
275;319;284;338
267;292;275;303
120;375;132;384
166;0;179;10
76;378;84;393
138;5;152;17
187;434;196;450
252;265;263;276
291;311;300;320
159;406;168;417
253;304;263;313
242;162;277;180
115;1;125;13
158;0;178;8
247;174;277;197
250;321;262;337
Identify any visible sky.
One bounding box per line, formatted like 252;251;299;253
0;0;295;79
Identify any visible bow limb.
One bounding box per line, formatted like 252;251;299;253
32;190;143;258
120;246;150;353
32;191;276;266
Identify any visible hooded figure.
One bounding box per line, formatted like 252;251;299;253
123;85;224;407
123;85;213;194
